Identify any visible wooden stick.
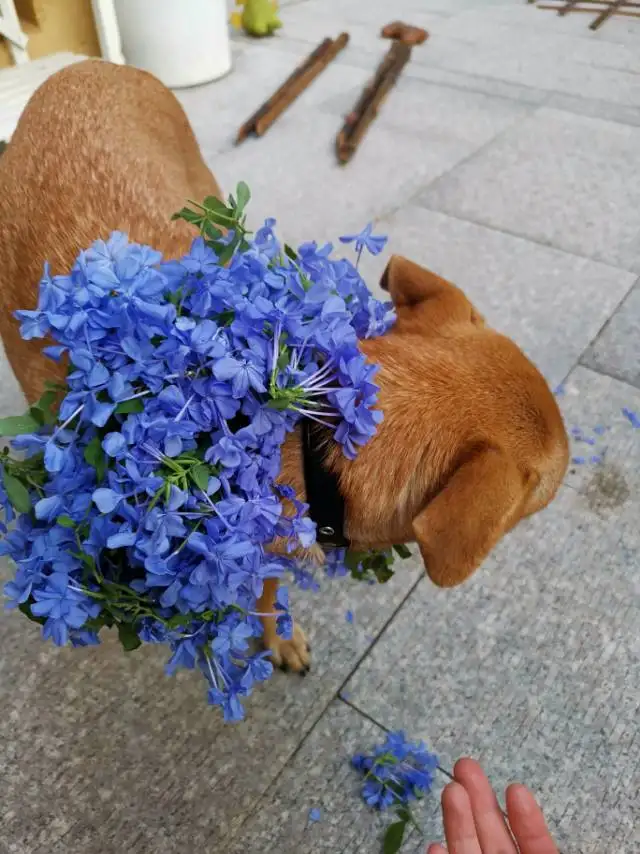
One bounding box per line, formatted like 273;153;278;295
236;37;333;144
336;41;411;165
589;0;626;27
381;21;429;45
537;2;640;14
235;34;349;144
558;0;582;15
542;0;640;4
254;33;349;136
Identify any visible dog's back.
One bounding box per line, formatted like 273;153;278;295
0;59;220;402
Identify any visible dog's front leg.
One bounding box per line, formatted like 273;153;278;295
257;577;311;674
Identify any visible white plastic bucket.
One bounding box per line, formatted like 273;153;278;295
112;0;231;88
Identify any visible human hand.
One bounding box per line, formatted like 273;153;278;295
427;758;558;854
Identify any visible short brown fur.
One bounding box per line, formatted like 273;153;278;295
0;61;569;671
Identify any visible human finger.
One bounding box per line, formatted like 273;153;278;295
453;758;518;854
506;784;559;854
441;781;484;854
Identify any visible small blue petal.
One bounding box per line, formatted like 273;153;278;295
622;408;640;428
93;488;122;513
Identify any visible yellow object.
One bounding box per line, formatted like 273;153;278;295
0;0;100;69
230;0;282;37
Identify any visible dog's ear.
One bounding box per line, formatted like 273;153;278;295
380;255;439;307
413;446;529;588
380;255;480;326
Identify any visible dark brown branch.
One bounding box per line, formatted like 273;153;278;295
381;21;429;45
235;33;350;144
589;0;626;27
534;0;640;24
336;41;411;165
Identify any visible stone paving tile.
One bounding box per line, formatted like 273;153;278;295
544;92;640;130
419;107;640;273
226;701;441;854
212;103;510;249
559;366;640;504
401;8;640;109
401;62;550;106
434;6;640;74
0;555;421;852
342;369;640;854
357;206;637;389
581;280;640;390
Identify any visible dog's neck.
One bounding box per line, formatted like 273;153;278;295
279;423;349;549
300;420;349;547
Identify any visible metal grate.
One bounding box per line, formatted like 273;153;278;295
529;0;640;30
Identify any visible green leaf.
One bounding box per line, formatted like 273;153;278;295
56;514;75;528
215;240;238;266
18;600;47;626
277;350;290;372
171;206;204;226
345;550;367;571
30;389;59;426
86;611;113;631
203;195;232;217
190;463;212;492
2;470;32;513
267;397;294;412
117;622;142;652
166;613;193;630
115;398;144;415
374;565;395;584
284;243;298;261
83;436;106;482
393;544;412;560
202;220;223;242
0;412;40;437
235;181;251;216
383;820;407;854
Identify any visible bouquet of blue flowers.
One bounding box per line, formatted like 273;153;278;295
0;183;410;721
353;731;439;853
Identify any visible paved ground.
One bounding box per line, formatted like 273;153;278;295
1;1;639;852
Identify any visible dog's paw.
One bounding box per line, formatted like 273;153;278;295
265;623;311;676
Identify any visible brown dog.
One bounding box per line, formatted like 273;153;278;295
0;60;569;672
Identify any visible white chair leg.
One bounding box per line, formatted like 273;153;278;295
0;0;29;64
90;0;125;64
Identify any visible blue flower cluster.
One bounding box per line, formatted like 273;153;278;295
0;188;396;722
353;731;439;810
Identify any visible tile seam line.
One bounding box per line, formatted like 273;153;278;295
568;359;640;393
576;273;640;368
272;33;640;120
403;199;640;277
274;33;556;108
356;106;548;232
221;570;425;846
576;360;640;393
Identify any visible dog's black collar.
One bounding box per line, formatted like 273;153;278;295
301;419;350;548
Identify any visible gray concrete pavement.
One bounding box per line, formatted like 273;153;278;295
1;2;639;852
